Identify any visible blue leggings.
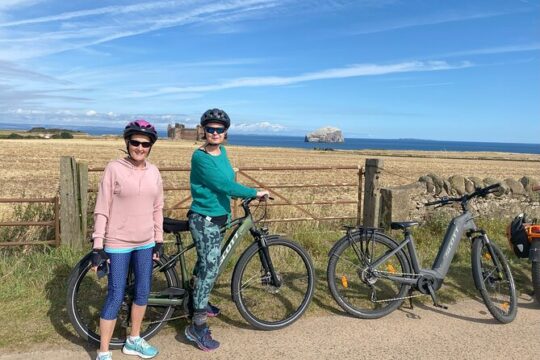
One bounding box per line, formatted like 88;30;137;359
101;247;154;320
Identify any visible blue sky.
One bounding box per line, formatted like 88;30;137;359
0;0;538;142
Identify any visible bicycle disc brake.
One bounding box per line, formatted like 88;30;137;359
261;271;282;294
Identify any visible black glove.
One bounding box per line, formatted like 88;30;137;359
153;242;164;259
91;248;109;268
91;248;109;279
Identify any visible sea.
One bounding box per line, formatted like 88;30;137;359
1;122;539;154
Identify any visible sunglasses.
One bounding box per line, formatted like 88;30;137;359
129;139;152;148
205;126;226;134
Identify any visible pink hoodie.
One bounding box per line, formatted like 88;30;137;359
92;158;164;249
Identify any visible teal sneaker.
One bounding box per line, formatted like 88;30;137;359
96;352;112;360
185;324;220;352
122;337;158;359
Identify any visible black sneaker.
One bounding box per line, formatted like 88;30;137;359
185;324;220;352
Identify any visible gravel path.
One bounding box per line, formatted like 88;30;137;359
2;297;539;360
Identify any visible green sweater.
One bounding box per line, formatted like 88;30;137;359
190;146;257;217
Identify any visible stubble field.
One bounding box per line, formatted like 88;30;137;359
1;137;538;198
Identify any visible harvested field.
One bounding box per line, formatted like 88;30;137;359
1;138;538;199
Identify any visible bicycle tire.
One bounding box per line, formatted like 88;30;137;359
471;237;517;323
231;236;315;330
533;261;540;304
66;252;179;348
327;232;411;319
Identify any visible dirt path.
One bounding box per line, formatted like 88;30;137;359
2;297;539;360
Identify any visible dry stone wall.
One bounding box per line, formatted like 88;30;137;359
379;175;540;226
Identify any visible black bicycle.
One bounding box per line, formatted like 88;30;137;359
66;197;315;348
327;183;517;323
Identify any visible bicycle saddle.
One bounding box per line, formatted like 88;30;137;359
163;217;190;233
390;221;419;230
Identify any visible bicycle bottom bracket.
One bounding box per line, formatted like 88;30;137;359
416;275;436;294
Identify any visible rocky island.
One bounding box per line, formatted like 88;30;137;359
304;126;344;143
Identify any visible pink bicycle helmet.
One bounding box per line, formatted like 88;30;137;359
123;119;158;144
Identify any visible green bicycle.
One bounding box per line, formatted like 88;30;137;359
66;197;315;348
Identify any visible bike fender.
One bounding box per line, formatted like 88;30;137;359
529;240;540;262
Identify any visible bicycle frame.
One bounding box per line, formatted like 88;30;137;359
371;210;481;290
147;207;267;306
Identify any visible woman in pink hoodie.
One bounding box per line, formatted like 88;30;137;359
91;120;164;360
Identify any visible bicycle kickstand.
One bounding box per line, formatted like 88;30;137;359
407;288;415;310
427;283;448;310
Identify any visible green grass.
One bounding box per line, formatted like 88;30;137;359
0;217;533;349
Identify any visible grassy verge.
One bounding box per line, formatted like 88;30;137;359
0;217;533;349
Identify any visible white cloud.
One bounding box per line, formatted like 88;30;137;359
86;110;97;116
0;0;285;60
233;121;286;133
441;43;540;58
348;8;530;35
129;60;472;97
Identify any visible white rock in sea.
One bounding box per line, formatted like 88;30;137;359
305;126;344;143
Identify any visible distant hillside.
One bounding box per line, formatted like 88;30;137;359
27;127;83;134
0;127;86;139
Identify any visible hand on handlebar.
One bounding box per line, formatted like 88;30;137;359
256;190;270;200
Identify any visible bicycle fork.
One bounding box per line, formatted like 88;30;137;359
469;230;505;282
254;232;282;288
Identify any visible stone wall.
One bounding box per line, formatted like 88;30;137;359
379;174;540;226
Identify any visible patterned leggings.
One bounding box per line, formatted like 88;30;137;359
188;212;223;311
101;247;154;320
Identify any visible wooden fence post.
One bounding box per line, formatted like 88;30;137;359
362;159;383;228
78;161;88;242
356;166;364;225
59;156;88;249
232;168;238;220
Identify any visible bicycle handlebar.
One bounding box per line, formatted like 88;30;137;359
240;195;274;217
424;183;501;208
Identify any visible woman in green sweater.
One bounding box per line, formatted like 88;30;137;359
185;108;269;351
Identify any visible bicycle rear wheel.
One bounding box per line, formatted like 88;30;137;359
66;252;179;348
471;237;517;323
532;261;540;304
231;236;315;330
327;232;411;319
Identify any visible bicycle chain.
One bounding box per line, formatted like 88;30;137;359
367;269;425;303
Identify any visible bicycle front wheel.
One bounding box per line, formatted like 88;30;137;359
231;236;315;330
66;252;179;348
327;232;411;319
471;237;517;323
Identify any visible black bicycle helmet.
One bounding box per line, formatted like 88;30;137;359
123;119;158;144
200;108;230;129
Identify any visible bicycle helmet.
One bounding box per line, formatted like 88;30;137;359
507;213;530;258
123;119;158;144
200;108;230;129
